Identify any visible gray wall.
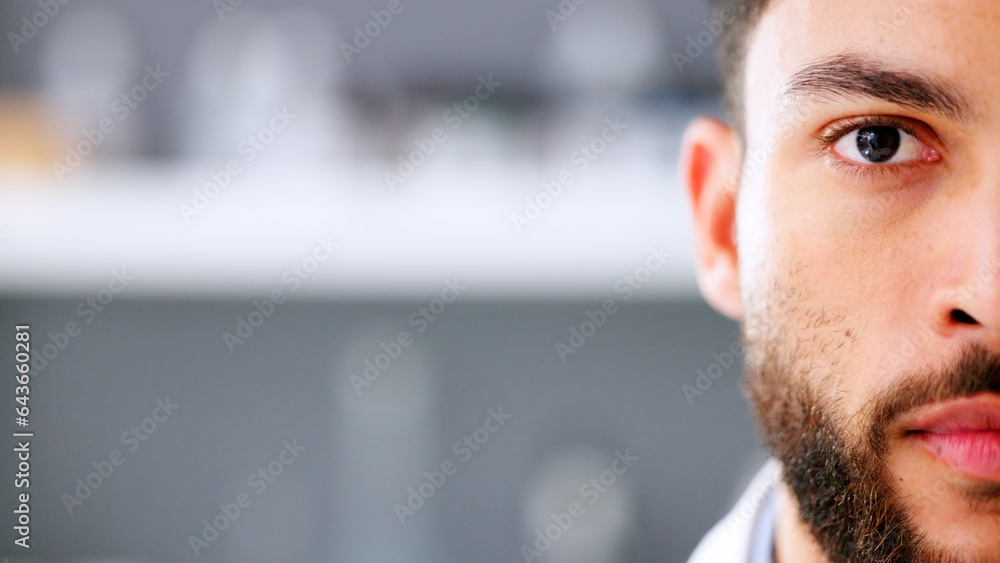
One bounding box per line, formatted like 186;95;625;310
0;297;760;562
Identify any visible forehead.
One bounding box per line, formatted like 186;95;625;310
742;0;1000;137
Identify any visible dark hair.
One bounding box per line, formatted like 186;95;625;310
712;0;771;138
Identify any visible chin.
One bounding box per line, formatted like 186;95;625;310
887;446;1000;560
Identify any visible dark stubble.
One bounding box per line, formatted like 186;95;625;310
744;316;1000;563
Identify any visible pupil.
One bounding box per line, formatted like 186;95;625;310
856;126;900;163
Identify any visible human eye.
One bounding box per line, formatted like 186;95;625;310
822;116;941;167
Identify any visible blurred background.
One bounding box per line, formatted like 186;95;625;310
0;0;765;561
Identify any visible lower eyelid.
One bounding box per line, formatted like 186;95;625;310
826;156;917;183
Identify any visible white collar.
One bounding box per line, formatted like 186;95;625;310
686;459;782;563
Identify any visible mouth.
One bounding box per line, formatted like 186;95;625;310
904;393;1000;481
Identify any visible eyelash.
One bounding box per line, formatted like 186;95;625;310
817;116;932;181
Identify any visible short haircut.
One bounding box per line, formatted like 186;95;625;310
712;0;771;139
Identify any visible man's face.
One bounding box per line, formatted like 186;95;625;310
734;0;1000;560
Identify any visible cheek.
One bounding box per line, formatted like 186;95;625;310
735;166;781;306
761;168;949;419
742;169;910;413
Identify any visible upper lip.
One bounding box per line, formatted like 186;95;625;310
903;393;1000;434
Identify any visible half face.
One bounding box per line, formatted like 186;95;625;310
733;0;1000;560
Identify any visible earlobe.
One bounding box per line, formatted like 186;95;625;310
681;116;742;319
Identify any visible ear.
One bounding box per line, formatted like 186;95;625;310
681;116;742;319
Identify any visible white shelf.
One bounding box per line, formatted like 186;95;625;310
0;156;698;301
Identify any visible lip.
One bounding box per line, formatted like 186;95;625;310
904;394;1000;481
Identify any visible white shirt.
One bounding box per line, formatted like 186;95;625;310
686;459;782;563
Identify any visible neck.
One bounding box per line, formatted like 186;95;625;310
774;483;829;563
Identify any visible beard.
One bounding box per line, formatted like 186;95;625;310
743;287;1000;563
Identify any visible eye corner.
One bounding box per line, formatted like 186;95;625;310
922;145;943;164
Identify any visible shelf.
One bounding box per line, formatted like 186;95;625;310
0;156;698;301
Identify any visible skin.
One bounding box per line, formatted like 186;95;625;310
682;0;1000;561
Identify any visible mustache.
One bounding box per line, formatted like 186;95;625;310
866;343;1000;453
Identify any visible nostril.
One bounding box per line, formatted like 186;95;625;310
950;309;979;325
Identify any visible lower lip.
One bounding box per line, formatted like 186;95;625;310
918;431;1000;480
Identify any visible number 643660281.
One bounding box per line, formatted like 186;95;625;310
15;325;30;422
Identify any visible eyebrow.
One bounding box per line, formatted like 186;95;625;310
779;54;973;123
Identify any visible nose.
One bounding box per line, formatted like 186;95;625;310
939;259;1000;334
927;173;1000;346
